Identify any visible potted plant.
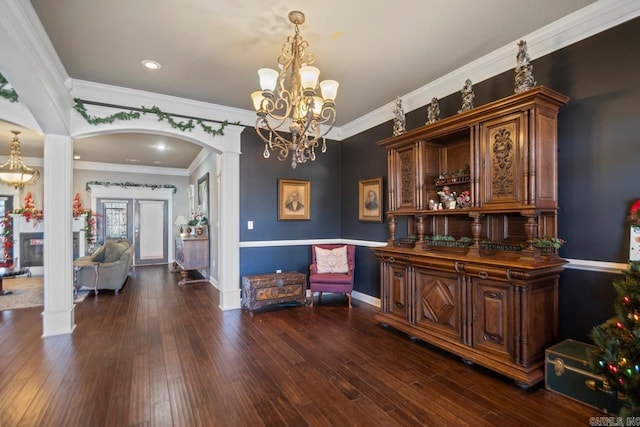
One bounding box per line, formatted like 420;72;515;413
188;211;208;236
533;236;566;255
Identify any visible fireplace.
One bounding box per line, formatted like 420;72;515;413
21;232;44;267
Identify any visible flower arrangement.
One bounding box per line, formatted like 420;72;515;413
188;210;208;227
630;199;640;228
13;192;43;225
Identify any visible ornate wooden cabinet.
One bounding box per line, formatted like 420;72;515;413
374;87;569;386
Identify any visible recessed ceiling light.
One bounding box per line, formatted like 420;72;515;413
156;143;167;151
126;158;140;163
73;155;81;160
141;59;161;70
154;161;163;164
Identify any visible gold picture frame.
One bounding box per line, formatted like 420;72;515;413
278;179;310;221
359;177;383;222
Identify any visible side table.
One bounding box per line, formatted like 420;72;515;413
73;261;99;296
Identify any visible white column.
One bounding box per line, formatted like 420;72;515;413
42;134;75;336
218;126;242;310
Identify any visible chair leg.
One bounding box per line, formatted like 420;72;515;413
346;293;352;308
309;291;314;306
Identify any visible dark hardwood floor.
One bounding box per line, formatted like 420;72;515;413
0;265;600;426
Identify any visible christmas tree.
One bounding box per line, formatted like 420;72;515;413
590;200;640;418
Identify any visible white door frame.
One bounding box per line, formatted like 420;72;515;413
88;184;175;261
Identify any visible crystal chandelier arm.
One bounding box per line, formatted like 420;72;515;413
317;104;336;129
254;118;290;161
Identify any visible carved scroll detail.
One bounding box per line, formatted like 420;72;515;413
400;150;415;205
492;128;514;196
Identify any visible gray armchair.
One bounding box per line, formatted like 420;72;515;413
74;239;134;292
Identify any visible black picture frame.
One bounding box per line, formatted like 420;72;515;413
197;172;209;218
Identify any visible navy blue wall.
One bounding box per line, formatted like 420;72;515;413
239;17;640;341
339;121;389;297
239;128;342;277
240;129;341;242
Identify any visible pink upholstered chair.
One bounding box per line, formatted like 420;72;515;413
309;244;355;308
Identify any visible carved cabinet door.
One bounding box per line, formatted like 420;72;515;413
414;268;463;342
380;260;412;321
480;112;526;208
388;143;424;211
472;278;513;358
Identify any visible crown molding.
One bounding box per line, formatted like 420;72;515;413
0;0;72;134
5;0;639;144
71;79;256;128
73;159;188;176
187;147;213;175
337;0;640;140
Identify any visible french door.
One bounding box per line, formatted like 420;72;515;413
96;198;168;265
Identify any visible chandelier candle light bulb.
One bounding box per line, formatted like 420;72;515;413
258;68;279;93
252;10;338;168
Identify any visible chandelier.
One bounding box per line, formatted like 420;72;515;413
0;131;40;189
251;11;339;169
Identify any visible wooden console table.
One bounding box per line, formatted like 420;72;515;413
241;272;307;315
174;236;209;285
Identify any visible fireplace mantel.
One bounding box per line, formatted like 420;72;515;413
11;215;86;275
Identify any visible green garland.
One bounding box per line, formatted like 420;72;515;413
73;98;240;137
0;73;19;103
0;73;240;137
86;181;177;194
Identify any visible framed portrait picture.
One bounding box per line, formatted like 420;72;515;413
279;179;310;221
197;173;209;217
359;177;383;222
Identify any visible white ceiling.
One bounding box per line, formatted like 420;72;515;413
1;0;601;170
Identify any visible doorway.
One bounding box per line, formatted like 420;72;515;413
96;197;168;265
134;199;168;265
